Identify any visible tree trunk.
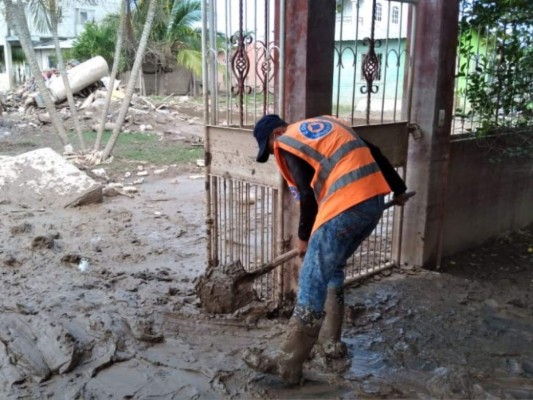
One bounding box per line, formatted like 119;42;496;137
4;0;70;148
48;0;86;150
94;0;126;152
101;0;157;161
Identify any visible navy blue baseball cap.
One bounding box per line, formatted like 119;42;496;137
253;114;287;163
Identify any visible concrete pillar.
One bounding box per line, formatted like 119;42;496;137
284;0;336;121
401;0;460;268
280;1;336;293
3;39;14;89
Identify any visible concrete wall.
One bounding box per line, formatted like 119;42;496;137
142;64;196;96
442;134;533;256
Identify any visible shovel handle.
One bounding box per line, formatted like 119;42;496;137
384;191;416;209
238;248;299;283
239;192;415;283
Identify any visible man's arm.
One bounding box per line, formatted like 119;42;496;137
280;150;317;242
362;138;407;197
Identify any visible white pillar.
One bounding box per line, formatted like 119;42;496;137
3;39;14;89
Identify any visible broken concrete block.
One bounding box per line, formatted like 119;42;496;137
0;147;103;208
38;113;51;124
80;93;95;110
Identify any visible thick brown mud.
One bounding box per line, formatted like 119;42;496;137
1;116;532;398
1;172;531;399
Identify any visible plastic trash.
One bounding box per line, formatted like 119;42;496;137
79;257;90;272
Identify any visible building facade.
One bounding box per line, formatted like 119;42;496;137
0;0;121;90
333;0;409;121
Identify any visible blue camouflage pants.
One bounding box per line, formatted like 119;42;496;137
294;195;384;320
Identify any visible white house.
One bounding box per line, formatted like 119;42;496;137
333;0;410;117
0;0;121;91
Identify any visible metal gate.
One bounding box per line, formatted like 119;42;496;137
202;0;417;301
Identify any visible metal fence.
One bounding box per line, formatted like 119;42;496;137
202;0;414;303
204;125;284;302
332;0;416;126
202;0;286;302
202;0;283;128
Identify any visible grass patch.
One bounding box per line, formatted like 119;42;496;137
78;130;203;166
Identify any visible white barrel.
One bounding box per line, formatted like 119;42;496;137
48;56;109;103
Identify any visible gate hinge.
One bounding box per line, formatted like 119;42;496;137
408;123;422;140
205;151;212;167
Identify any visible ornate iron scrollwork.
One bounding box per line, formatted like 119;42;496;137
361;0;382;123
230;0;253;126
255;40;275;96
230;33;253;97
361;37;382;95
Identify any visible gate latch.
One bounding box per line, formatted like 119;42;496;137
408;123;422;141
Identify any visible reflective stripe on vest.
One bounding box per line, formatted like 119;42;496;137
273;116;391;234
277;133;374;201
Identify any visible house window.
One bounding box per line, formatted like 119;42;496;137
336;0;353;22
78;9;95;25
392;6;399;24
375;3;382;21
47;55;57;69
360;53;383;81
336;0;344;14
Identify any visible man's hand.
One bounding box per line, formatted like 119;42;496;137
297;239;308;258
393;191;416;206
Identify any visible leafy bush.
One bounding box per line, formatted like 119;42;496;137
457;0;532;160
458;0;533;132
69;14;123;70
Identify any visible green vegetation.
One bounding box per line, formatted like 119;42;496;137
458;0;532;131
138;0;203;76
69;0;203;76
457;0;532;161
79;130;203;165
68;15;122;69
88;130;203;176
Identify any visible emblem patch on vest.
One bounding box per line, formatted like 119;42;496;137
299;121;333;140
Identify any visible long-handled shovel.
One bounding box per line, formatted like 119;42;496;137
196;191;415;313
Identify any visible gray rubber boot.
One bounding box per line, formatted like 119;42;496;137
316;287;347;358
242;313;323;385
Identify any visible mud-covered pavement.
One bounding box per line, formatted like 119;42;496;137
1;111;533;399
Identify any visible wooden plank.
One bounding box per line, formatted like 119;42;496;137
207;126;280;187
352;122;409;167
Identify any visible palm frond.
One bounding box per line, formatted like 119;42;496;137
27;0;52;34
166;0;201;40
176;48;202;77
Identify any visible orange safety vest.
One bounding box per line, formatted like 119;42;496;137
274;115;391;234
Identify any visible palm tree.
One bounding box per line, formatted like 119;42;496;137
100;0;157;161
94;0;127;152
169;0;203;78
32;0;86;149
133;0;203;78
3;0;71;148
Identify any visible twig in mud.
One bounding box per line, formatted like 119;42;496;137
156;94;175;110
139;97;156;110
180;367;213;379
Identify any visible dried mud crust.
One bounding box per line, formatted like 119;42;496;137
1;110;533;398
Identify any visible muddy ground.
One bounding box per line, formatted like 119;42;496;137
1;100;533;399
